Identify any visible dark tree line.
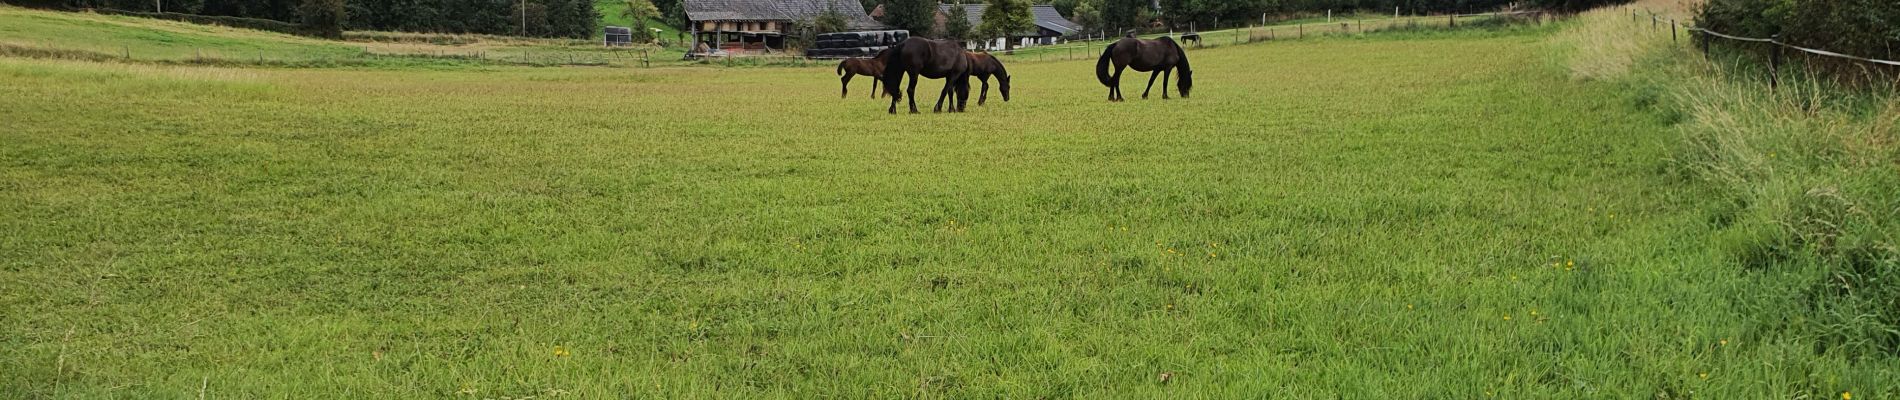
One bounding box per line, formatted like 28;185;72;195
2;0;600;38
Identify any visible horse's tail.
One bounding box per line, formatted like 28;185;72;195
880;40;910;100
1095;42;1116;87
836;60;847;76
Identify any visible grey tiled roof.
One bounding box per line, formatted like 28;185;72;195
1030;5;1081;35
937;4;1080;37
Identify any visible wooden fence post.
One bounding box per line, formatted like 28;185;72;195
1768;34;1781;91
1671;19;1677;43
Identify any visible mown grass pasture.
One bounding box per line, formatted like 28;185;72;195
2;5;1896;398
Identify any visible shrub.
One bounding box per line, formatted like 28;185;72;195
298;0;346;39
1696;0;1900;83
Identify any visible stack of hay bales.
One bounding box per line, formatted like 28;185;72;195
806;30;908;58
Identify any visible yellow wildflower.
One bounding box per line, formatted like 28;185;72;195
1720;338;1728;346
1503;314;1512;321
1698;372;1709;379
1406;304;1414;310
1842;391;1850;400
553;345;571;357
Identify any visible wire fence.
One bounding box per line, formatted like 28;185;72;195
985;11;1541;64
1627;8;1900;90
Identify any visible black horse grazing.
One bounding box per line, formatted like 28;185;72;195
1095;36;1194;101
966;52;1010;105
880;38;973;114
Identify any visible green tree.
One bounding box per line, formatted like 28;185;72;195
944;3;973;40
1070;0;1102;32
879;0;936;36
297;0;346;38
622;0;661;41
1099;0;1150;34
813;5;849;33
978;0;1034;51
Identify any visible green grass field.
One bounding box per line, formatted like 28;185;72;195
2;3;1897;398
0;5;670;67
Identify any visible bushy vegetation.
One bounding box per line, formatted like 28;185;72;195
1696;0;1900;81
878;0;937;37
297;0;345;38
619;0;660;42
978;0;1032;49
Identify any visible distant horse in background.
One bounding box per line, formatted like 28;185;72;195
880;38;973;114
966;52;1010;105
1095;36;1194;101
836;50;890;99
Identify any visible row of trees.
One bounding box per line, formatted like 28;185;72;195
3;0;600;38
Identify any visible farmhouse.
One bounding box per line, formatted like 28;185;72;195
684;0;885;56
934;3;1083;50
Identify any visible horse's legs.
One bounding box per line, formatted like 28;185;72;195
1161;68;1172;99
955;75;971;112
977;75;989;106
1111;65;1127;101
841;73;853;98
934;77;952;113
871;75;880;99
1142;70;1161;99
885;74;900;114
906;72;921;114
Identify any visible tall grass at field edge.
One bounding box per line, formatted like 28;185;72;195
1566;0;1900;373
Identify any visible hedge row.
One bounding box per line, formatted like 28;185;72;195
1696;0;1899;80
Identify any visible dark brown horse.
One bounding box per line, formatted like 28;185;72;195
966;52;1010;105
880;38;972;114
836;51;888;98
1095;36;1193;101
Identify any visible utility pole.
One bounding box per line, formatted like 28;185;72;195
519;0;527;36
